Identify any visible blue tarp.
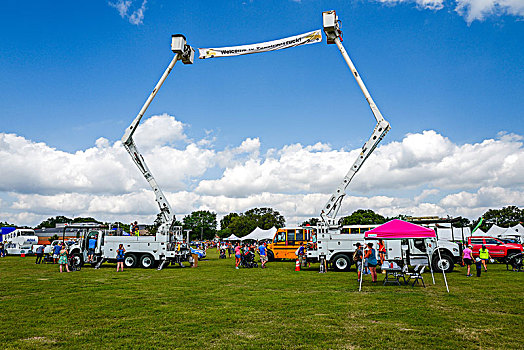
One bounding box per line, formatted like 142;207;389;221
1;227;16;241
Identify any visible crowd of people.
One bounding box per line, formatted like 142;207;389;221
213;240;269;269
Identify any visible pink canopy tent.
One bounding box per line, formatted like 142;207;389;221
364;219;436;239
360;219;449;293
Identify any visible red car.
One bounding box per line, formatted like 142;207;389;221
468;236;523;262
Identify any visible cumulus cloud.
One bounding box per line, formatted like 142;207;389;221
1;113;524;226
109;0;147;25
374;0;524;22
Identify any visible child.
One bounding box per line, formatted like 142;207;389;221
475;257;482;277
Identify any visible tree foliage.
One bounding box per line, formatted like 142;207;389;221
339;209;386;226
301;218;320;227
220;207;286;238
472;206;524;231
35;216;102;229
183;211;217;240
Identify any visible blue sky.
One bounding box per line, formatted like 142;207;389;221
1;0;523;226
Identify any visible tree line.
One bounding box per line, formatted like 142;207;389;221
3;205;522;241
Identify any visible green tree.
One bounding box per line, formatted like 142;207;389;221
228;215;257;238
220;213;239;230
301;218;320;227
339;209;386;226
183;210;217;240
221;208;285;237
244;208;285;229
36;216;72;229
473;206;523;231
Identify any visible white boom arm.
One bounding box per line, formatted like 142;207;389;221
320;11;391;226
121;34;195;235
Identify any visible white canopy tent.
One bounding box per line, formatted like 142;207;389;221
486;225;508;237
223;234;241;241
241;227;277;241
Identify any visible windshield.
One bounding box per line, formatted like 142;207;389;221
21;231;34;236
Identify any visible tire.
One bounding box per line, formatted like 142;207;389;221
332;254;351;272
267;250;275;262
432;253;454;273
124;253;138;268
140;254;156;269
70;252;83;267
505;253;519;266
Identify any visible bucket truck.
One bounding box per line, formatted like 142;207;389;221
69;35;196;270
280;11;459;273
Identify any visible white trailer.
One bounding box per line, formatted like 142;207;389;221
68;228;191;269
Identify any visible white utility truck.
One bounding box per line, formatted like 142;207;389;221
2;229;38;255
306;225;460;273
67;227;191;269
79;34;196;270
288;11;460;273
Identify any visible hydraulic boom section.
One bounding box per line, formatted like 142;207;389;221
121;34;195;236
320;11;391;226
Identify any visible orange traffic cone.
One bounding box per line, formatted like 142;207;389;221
295;259;300;271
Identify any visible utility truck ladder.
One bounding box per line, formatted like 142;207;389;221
320;11;391;227
121;35;195;236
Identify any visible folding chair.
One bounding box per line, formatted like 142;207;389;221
407;265;426;287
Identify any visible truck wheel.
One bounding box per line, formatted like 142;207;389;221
506;253;519;265
124;253;138;268
332;254;351;272
432;253;454;273
267;250;275;262
70;252;83;267
140;254;156;268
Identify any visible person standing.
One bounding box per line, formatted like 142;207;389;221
479;245;490;272
365;243;378;283
116;244;125;272
0;241;5;257
296;242;306;268
191;248;199;268
52;243;62;264
258;242;268;269
227;242;232;258
353;243;363;282
87;235;97;263
234;243;241;269
475;257;483;277
58;243;70;273
35;245;44;264
378;240;386;266
462;244;474;277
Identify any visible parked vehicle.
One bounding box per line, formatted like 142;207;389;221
67;227;191;269
305;225;460;273
2;229;38;255
266;227;314;260
467;236;523;263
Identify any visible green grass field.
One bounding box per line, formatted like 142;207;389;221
0;251;523;349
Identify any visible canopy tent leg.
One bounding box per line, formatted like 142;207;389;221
437;248;450;293
427;252;435;285
359;254;364;291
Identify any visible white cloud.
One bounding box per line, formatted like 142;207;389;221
374;0;524;22
109;0;147;25
456;0;524;23
1;114;524;227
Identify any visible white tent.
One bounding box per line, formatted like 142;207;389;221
473;228;485;236
241;227;277;241
486;225;507;237
223;234;240;241
511;223;524;233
